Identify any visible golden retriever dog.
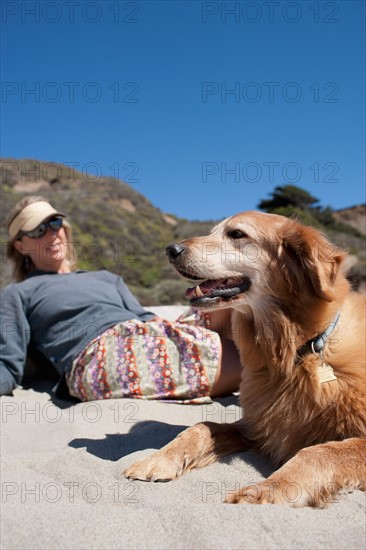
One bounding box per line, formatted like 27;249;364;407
124;211;366;507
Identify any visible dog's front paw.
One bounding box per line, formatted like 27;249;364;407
123;451;184;482
225;482;274;505
225;481;299;506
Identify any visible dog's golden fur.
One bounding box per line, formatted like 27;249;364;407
124;211;366;507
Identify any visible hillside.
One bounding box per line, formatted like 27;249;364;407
1;159;365;302
0;159;215;304
332;205;366;236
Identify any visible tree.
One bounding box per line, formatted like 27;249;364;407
258;185;320;213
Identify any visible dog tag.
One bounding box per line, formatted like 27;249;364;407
318;362;337;383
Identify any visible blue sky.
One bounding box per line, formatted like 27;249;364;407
1;0;365;221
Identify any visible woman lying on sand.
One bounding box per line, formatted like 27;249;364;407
0;196;241;403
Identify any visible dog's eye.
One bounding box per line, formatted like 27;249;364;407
227;229;248;239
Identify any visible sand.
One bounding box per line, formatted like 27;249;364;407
1;307;365;549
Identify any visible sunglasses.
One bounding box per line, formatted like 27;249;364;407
18;216;64;239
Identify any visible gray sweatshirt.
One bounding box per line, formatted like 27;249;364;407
0;270;155;395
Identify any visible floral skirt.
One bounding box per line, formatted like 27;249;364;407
66;310;221;404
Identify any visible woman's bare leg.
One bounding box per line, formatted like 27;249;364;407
206;309;242;397
207;309;234;340
210;337;242;397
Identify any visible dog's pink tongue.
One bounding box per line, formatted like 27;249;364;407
185;280;222;299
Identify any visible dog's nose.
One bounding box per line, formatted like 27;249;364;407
166;243;185;262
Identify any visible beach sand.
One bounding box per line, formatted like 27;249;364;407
1;307;365;549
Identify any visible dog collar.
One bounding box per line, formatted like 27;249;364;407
297;311;340;360
310;311;340;355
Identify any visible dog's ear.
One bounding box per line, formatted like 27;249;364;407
281;221;345;302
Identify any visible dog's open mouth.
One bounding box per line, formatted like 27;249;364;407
185;277;251;306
